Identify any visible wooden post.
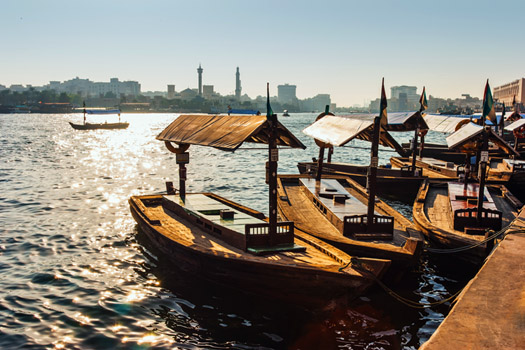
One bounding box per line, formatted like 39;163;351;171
476;127;489;226
164;141;190;201
464;153;470;189
411;127;418;172
316;147;325;181
327;146;333;163
267;113;278;245
366;116;381;231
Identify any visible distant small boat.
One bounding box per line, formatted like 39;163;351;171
69;121;129;130
282;110;290;116
70;104;128;130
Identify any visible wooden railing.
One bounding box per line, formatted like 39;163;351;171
245;222;294;248
453;208;502;232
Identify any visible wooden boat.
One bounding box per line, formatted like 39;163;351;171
69;104;129;130
69;121;129;130
129;87;389;306
412;117;523;264
297;161;424;201
296;109;429;202
278;80;424;276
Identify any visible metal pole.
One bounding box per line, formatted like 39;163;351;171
411;127;418;172
366;116;381;230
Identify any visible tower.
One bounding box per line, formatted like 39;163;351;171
197;64;203;96
235;67;242;100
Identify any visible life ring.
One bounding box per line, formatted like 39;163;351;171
455;119;470;131
418;129;428;138
513;127;525;139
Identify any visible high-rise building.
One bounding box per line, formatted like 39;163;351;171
235;67;242;100
277;84;297;104
197;64;203;96
167;85;175;99
494;78;525;106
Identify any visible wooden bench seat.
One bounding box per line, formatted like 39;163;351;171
299;178;393;240
447;183;502;233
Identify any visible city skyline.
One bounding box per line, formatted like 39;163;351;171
2;0;524;107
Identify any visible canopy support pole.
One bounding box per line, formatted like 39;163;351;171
316;147;325;181
267;114;278;245
411;127;418;173
476;128;489;225
366;116;381;230
165;141;190;201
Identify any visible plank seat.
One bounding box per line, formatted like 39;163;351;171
299;178;393;239
447;183;502;232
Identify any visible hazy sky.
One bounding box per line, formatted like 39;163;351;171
1;0;524;106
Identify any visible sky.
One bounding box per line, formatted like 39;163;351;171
1;0;524;107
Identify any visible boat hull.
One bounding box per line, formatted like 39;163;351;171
129;194;389;307
297;161;425;202
69;122;129;130
276;174;423;279
412;179;521;265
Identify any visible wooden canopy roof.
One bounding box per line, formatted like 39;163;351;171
302;114;405;155
385;111;428;132
446;122;519;156
156;114;306;151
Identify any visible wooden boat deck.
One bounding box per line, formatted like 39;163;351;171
277;175;423;266
447;182;497;213
138;194;354;267
423;183;516;243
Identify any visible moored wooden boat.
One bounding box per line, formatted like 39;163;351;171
130;192;389;306
129;86;389;306
278;80;424;277
413;179;521;264
297;161;425;202
413;82;523;264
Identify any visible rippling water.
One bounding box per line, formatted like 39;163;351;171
0;113;477;349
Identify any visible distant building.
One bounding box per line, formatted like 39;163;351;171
300;94;331;112
203;85;214;98
197;64;203;96
167;85;175;99
0;84;6;91
277;84;297;104
180;88;198;100
235;67;242;100
494;78;525;106
44;77;140;97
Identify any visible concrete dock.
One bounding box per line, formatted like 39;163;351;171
420;210;525;349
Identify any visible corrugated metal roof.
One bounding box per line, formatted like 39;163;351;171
302;114;404;153
446;122;518;155
156;114;305;151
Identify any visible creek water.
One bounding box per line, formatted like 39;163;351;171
0;113;477;349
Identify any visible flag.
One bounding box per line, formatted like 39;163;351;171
513;95;519;113
266;82;274;118
380;78;388;127
419;86;428;112
482;79;496;124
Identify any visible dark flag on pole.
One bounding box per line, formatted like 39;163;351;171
419;86;428;112
482;79;496;124
266;83;274;118
380;78;388;127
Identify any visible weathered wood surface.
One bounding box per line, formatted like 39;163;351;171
129;193;390;306
277;174;423;269
420;210;525;350
413;180;519;264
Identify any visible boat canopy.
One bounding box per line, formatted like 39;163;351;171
385;111;428;132
302;114;404;154
504;118;525;131
86;109;121;115
156;114;306;151
424;114;472;133
446;122;518;155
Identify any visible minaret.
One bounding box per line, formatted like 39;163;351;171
235;67;242;100
197;64;203;96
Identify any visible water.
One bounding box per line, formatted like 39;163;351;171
0;113;477;349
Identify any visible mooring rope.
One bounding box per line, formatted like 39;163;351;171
348;257;464;309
